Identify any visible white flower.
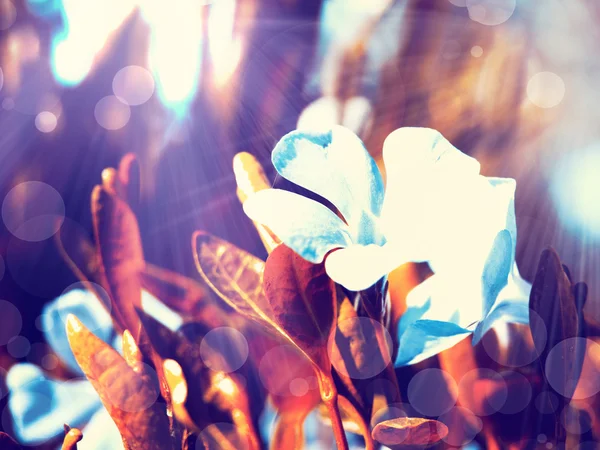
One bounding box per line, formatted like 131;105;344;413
243;125;531;365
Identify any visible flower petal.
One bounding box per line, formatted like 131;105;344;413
6;364;101;445
402;274;484;330
271;126;384;243
381;128;483;263
77;407;124;450
244;189;352;263
42;289;115;374
324;243;404;291
473;295;530;346
395;320;472;367
427;177;517;277
481;230;513;318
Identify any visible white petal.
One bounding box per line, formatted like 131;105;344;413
381;128;482;262
244;189;352;263
272;126;384;243
324;243;404;291
403;274;484;329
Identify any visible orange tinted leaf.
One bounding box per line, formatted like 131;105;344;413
372;417;448;447
61;425;83;450
66;315;171;450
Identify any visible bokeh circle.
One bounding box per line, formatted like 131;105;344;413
408;369;457;416
2;181;65;242
200;327;249;373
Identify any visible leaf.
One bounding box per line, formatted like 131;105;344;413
137;309;262;447
529;249;585;400
0;432;22;450
263;244;337;370
92;185;144;337
194;232;330;367
66;315;171;450
372;417;448;447
117;153;141;211
194;233;348;449
62;425;83;450
193;231;269;325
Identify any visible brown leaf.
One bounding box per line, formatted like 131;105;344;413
372;417;448;447
529;248;585;400
194;233;348;449
194;232;327;366
66;315;171;450
263;244;337;371
0;432;22;450
92;185;144;337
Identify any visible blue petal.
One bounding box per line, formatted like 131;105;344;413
473;284;531;345
244;188;353;263
271;126;385;245
6;364;101;445
481;230;513;318
42;289;115;374
395;320;472;367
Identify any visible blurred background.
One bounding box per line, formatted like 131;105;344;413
0;0;599;443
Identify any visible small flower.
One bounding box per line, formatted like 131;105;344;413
7;289;179;449
243;125;531;365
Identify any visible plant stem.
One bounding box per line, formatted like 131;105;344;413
317;371;350;450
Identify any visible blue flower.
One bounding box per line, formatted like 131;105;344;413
6;289;181;449
243;126;531;364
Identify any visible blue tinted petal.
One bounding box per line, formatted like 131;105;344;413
487;178;517;254
473;276;531;345
272;126;384;243
395;320;472;367
481;230;512;318
402;274;484;329
6;364;100;445
43;289;114;374
244;189;353;263
78;408;124;450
